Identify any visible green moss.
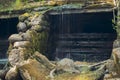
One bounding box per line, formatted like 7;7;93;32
25;30;48;57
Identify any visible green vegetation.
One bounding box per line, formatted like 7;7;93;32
24;30;48;59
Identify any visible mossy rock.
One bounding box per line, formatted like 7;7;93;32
19;13;31;22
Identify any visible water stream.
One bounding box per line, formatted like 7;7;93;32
51;11;117;62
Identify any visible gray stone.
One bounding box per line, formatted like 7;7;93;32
8;34;23;43
56;58;79;73
17;22;27;32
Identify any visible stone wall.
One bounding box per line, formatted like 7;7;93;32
8;12;50;66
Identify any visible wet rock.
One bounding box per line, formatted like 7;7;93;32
8;34;23;43
13;41;31;48
5;66;19;80
18;59;49;80
17;22;27;32
8;48;27;66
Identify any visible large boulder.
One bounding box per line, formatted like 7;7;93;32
8;34;23;43
18;59;49;80
17;22;27;32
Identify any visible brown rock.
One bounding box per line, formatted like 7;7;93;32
8;48;28;66
56;58;79;73
13;41;31;48
18;59;49;80
33;51;55;70
112;48;120;75
8;34;23;43
5;66;19;80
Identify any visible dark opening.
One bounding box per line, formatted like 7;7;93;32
0;18;18;59
48;11;117;62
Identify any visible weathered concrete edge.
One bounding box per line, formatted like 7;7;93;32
0;7;117;19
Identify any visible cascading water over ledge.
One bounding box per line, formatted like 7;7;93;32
48;11;117;62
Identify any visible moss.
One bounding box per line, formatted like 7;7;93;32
25;30;48;57
19;12;31;21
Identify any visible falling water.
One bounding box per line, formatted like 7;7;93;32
0;18;18;68
53;11;117;62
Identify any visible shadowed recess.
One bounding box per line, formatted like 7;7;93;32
48;11;117;62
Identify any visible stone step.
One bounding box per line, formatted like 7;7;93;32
57;41;113;48
58;33;116;41
55;48;111;54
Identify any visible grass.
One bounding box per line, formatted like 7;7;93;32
0;1;50;12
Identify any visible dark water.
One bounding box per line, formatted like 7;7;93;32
0;18;18;59
48;12;117;62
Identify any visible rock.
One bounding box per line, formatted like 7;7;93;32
17;22;27;32
5;66;19;80
8;34;23;43
33;51;55;70
112;48;120;75
0;68;9;80
8;48;28;66
34;7;49;11
105;60;116;74
18;59;49;80
24;20;31;29
56;58;79;73
21;30;31;41
19;13;30;22
73;65;106;80
13;41;31;48
113;39;120;48
31;25;44;32
30;16;42;26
